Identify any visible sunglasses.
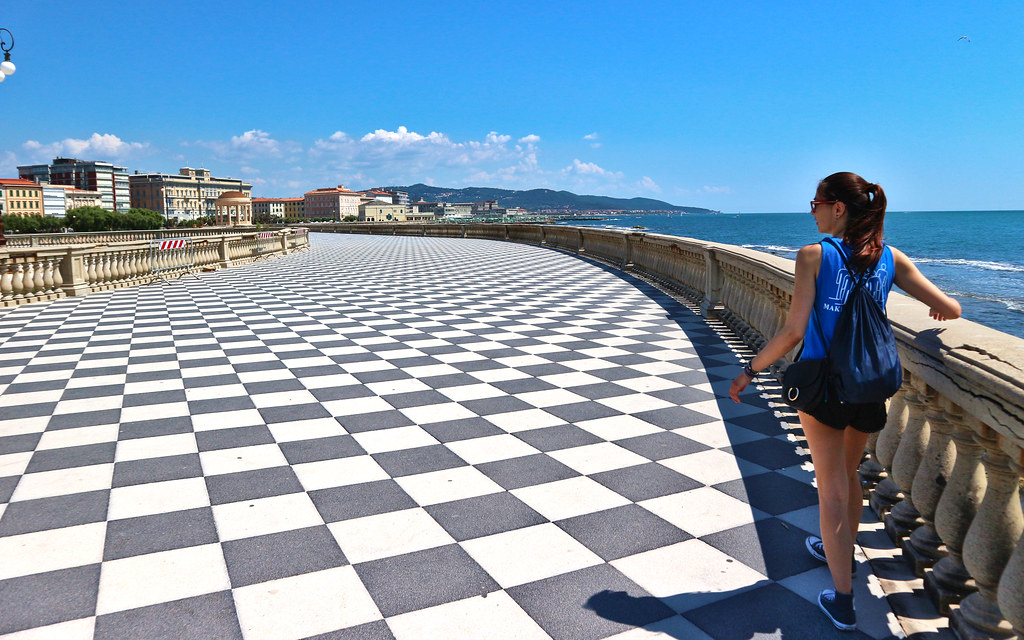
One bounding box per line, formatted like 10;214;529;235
810;200;837;212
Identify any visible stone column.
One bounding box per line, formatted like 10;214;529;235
871;383;909;518
925;413;986;613
903;397;957;576
997;459;1024;638
884;382;931;542
950;430;1022;640
700;248;722;319
859;430;886;498
0;259;12;305
219;236;230;268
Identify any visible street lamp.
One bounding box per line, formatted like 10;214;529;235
0;28;16;82
0;28;14;245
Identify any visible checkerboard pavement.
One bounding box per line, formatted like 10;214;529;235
0;233;912;639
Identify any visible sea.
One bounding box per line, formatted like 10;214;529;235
559;211;1024;341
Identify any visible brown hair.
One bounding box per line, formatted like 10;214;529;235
818;172;887;272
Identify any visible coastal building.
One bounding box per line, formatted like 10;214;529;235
406;204;435;222
41;184;69;217
303;185;361;220
213;191;252;226
359;190;394;204
18;157;131;212
128;168;252;222
43;184;103;213
438;203;473;219
66;187;104;210
358;201;408;222
381;189;409;205
0;179;44;217
252;197;305;219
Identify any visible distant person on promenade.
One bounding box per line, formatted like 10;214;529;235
728;172;961;631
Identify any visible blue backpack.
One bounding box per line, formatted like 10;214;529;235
824;238;903;403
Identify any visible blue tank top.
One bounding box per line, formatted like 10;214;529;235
801;238;895;360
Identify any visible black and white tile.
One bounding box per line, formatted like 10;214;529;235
0;233;911;639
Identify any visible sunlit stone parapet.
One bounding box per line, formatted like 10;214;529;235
0;229;309;307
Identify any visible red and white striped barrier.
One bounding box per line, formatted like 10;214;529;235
259;232;274;239
157;239;189;250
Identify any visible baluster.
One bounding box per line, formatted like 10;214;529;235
884;383;931;542
132;249;144;279
859;430;885;497
101;254;113;284
926;414;986;612
870;383;909;517
42;257;56;294
903;397;957;575
89;255;100;284
32;259;45;294
0;259;12;304
950;431;1022;640
109;253;122;283
997;458;1024;638
51;256;64;292
11;262;26;300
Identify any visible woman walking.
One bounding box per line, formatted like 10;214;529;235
729;172;961;631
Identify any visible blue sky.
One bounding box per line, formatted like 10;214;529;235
2;1;1020;212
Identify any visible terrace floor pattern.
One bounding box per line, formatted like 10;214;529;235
0;233;913;639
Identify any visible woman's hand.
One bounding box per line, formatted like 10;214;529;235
729;371;751;403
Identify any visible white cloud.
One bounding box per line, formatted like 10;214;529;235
563;159;622;178
309;126;528;187
361;125;450;144
583;132;599;140
22;133;150;160
637;176;662;193
188;129;300;160
518;134;541;144
241;166;259;174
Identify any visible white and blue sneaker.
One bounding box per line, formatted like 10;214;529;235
818;588;857;631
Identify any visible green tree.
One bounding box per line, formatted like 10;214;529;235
65;206;109;231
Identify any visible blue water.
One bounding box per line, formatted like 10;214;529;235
560;211;1024;340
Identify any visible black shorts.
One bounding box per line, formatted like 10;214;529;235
802;390;887;433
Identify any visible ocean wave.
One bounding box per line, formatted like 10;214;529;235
946;290;1024;312
913;257;1024;273
741;243;802;254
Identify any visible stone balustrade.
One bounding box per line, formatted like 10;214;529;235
313;221;1024;640
2;226;269;248
0;229;309;307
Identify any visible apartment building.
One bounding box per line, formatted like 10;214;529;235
0;179;45;217
128;167;252;221
18;157;131;212
303;185;361;220
253;197;304;219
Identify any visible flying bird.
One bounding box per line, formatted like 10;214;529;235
957;35;971;42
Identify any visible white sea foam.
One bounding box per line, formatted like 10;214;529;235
741;243;801;254
947;290;1024;312
913;257;1024;273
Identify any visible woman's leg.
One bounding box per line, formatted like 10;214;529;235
844;427;870;561
800;411;856;593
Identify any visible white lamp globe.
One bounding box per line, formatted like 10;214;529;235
0;60;14;76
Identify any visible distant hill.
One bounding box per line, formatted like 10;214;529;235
386;184;714;213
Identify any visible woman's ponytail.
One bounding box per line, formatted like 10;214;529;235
819;173;887;272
